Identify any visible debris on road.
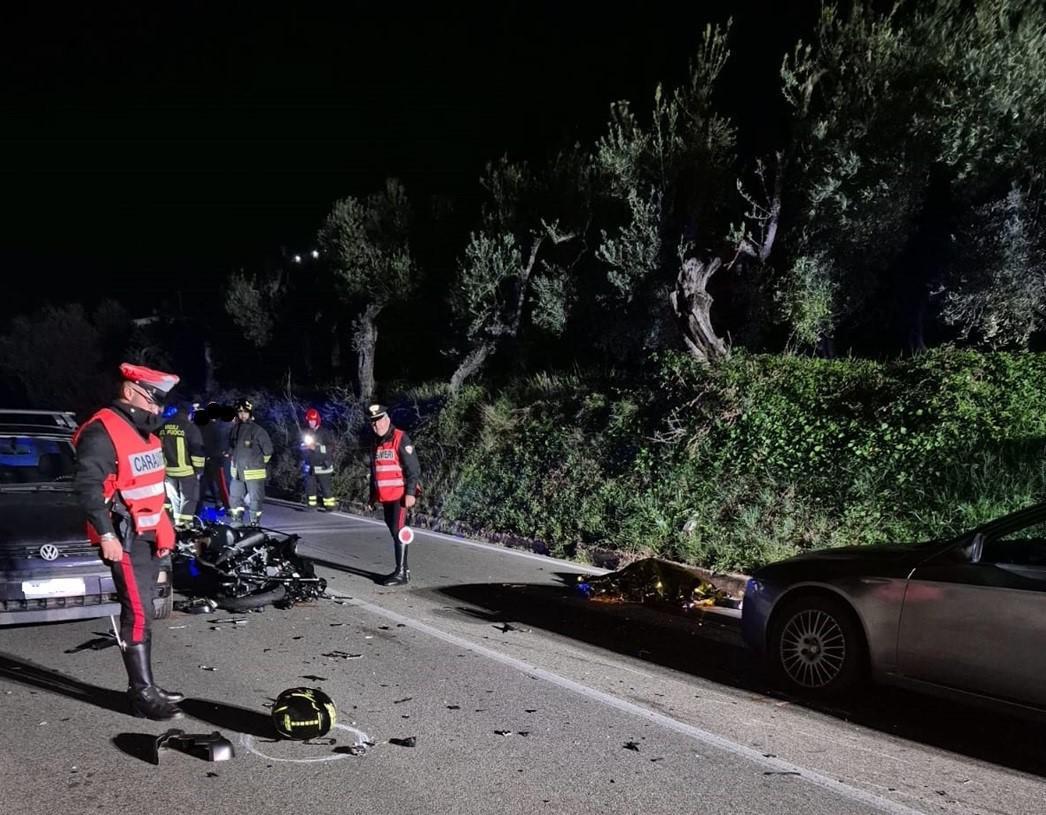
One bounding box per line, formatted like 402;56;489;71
579;559;739;611
389;737;416;747
321;651;363;660
198;665;218;671
152;729;235;764
175;598;216;614
623;741;640;751
301;675;328;682
64;636;118;653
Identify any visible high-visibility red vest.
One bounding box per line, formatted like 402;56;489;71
74;407;175;550
373;428;406;502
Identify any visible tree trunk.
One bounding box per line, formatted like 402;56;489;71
330;324;343;382
669;257;727;363
203;340;217;393
449;341;494;394
353;304;381;402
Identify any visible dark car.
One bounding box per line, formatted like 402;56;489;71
742;502;1046;713
0;416;172;626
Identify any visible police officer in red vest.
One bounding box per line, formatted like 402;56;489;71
73;363;184;721
366;404;420;586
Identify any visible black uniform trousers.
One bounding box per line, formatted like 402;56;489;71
305;471;335;508
201;457;230;509
110;535;160;646
382;500;408;542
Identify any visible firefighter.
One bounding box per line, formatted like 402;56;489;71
158;403;205;527
73;362;184;721
301;407;336;511
228;399;273;526
366;403;420;586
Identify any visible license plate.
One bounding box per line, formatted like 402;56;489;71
21;578;87;598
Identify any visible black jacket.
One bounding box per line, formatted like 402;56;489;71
158;410;205;477
301;426;335;473
229;419;273;479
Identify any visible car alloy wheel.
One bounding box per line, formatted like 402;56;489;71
779;608;847;688
770;594;863;695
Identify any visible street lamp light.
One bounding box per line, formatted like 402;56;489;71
292;254;302;264
310;249;320;259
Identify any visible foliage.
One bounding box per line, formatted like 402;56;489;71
943;186;1046;348
0;303;137;416
317;178;417;307
778;0;1046;349
224;272;276;348
258;351;1046;572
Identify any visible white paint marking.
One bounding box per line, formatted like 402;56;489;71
265;497;607;574
240;723;372;764
342;594;926;815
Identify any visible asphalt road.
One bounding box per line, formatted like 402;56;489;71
1;501;1044;815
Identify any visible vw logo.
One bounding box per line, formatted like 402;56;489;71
38;544;61;561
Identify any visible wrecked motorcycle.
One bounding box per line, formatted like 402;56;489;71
172;523;327;611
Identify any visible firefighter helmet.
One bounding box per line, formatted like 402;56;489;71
271;687;337;740
235;399;253;415
305;407;321;427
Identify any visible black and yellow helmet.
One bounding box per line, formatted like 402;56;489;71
235;399;254;415
270;687;336;740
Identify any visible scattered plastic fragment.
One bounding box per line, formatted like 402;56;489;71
389;737;416;747
65;637;118;654
623;742;640;751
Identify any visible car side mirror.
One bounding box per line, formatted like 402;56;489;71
962;532;985;564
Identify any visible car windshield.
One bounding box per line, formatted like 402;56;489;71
0;434;77;485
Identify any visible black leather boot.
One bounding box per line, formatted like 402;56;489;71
122;643;183;720
143;639;184;703
381;541;410;586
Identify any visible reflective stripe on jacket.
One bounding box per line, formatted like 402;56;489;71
372;428;405;502
230;420;273;481
73;407;174;550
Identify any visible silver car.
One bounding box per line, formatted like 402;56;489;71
742;502;1046;712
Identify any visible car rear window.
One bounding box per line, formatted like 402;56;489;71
0;435;77;484
0;411;76;429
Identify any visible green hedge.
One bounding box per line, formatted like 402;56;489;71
267;350;1046;574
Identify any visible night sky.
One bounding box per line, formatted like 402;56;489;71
1;2;811;319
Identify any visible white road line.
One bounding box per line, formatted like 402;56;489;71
266;498;607;575
240;723;371;764
343;594;927;815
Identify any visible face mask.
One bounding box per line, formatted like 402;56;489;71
132;407;166;434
